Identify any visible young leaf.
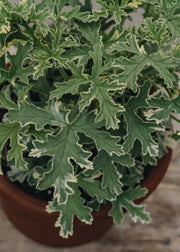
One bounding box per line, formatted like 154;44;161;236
140;18;169;47
29;4;52;37
38;0;69;16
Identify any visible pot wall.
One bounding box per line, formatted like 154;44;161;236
0;149;172;247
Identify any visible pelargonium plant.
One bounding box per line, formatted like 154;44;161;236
0;0;180;238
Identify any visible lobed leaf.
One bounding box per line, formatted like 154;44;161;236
0;122;27;170
46;183;92;238
109;186;150;225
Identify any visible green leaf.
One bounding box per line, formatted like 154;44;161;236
113;52;177;92
38;0;69;16
25;124;51;141
78;173;116;202
145;92;180;123
31;23;70;79
86;10;109;22
1;42;34;84
29;4;52;37
7;164;37;186
61;45;91;64
140;18;169;47
6;101;67;130
50;62;89;100
77;21;102;45
60;6;82;21
30;111;123;203
148;54;177;88
108;34;143;54
122;82;161;156
0;86;18;109
80;44;125;129
96;0;127;24
0;4;11;34
167;17;180;40
112;54;148;92
46;183;92;238
109;186;150;225
0;122;27;170
80;79;125;129
93;150;123;195
72;113;124;156
30;125;92;204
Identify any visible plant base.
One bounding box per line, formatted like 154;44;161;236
0;149;172;247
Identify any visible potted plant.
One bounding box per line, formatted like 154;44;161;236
0;0;180;247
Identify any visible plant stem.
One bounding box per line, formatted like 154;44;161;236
170;114;180;123
58;67;69;80
144;3;151;18
0;54;5;69
15;80;50;96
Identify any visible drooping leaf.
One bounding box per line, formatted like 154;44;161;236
109;186;150;225
30;111;123;204
0;122;27;170
46;183;93;238
93;150;123;195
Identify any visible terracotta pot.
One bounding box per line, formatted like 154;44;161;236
0;149;172;247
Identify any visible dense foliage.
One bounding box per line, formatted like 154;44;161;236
0;0;180;238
